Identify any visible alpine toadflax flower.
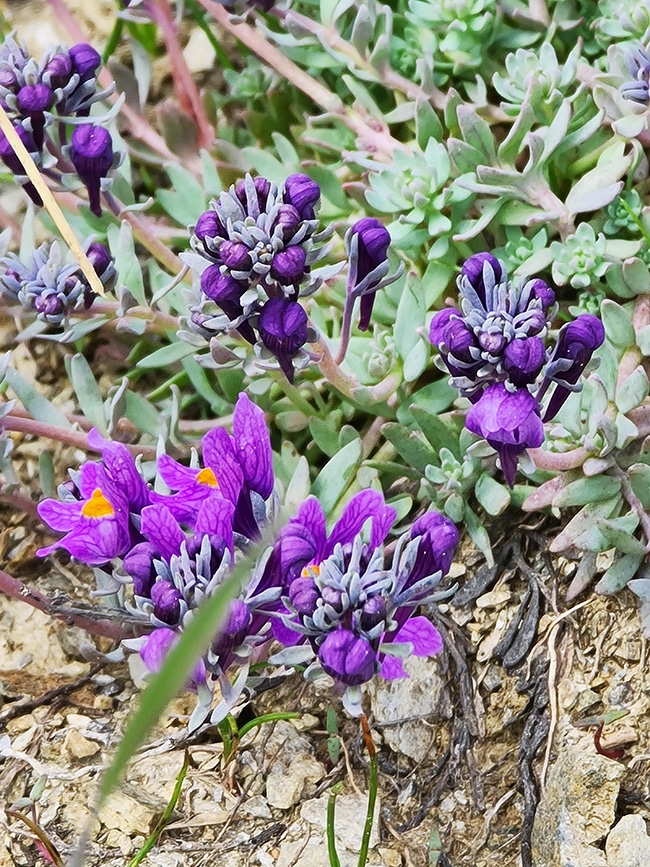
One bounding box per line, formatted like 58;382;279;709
429;253;604;486
0;239;114;326
0;35;115;210
182;173;329;381
37;393;282;727
336;217;403;363
69;124;116;217
270;491;459;714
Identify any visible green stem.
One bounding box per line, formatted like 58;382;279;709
127;752;189;867
146;370;187;402
358;716;378;867
620;198;650;249
103;18;124;65
281;380;320;417
327;785;343;867
185;0;235;70
237;711;300;741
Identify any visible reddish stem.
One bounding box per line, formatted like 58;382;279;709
1;413;158;459
144;0;215;150
0;568;134;641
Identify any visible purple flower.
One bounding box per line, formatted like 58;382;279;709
258;297;309;383
271;494;455;710
37;464;133;565
184;173;330;377
36;429;150;564
541;314;605;421
70;123;114;217
466;383;544;487
0;239;112;325
153;393;273;539
430;253;556;401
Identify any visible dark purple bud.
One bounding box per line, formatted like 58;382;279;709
220;240;252;272
33;293;65;318
466;383;544;487
17;83;54;114
504;337;546;387
195;209;226;241
542;314;605;421
85;241;113;279
16;84;53;151
319;629;376;686
235;175;271;214
140;628;177;673
528;278;555;312
124;542;157;597
43;52;73;89
271;204;302;239
409;511;459;582
201;265;243;303
0;125;42;205
270;245;307;285
429;308;461;349
258;297;309;383
347;217;391;331
69;43;101;83
359;596;387;631
351;218;391;281
461;253;504;304
151;581;182;625
211;599;251;656
283;173;320;220
288;576;319;617
70;124;114;217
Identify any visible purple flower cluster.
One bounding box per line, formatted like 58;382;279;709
183;176;399;379
0;35;117;215
183;173;329;381
0;239;114;326
430;253;604;486
271;497;458;713
37;392;458;721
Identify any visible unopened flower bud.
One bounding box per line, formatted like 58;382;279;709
70;124;114;217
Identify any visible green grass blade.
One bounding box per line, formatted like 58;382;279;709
72;549;261;866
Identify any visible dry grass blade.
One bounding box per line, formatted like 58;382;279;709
0;104;106;297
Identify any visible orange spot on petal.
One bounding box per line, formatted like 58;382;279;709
196;467;219;487
81;488;115;519
301;563;320;578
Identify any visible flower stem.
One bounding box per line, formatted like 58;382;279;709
358;715;378;867
311;336;360;399
0;567;134;641
144;0;215;149
327;784;343;867
102;191;184;275
201;0;407;158
1;412;158;459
